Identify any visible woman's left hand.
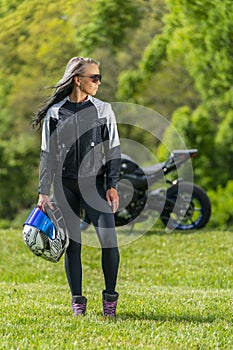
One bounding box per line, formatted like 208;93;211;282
106;188;119;213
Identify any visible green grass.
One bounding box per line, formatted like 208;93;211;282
1;227;233;349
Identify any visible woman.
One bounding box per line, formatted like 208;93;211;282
33;57;121;317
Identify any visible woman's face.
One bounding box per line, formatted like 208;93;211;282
78;63;101;96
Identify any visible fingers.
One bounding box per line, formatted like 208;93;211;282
111;199;119;213
37;195;54;212
106;188;119;213
106;197;118;213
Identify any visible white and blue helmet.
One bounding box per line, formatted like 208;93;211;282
22;201;69;263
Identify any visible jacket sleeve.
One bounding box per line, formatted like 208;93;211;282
38;112;58;195
103;104;121;189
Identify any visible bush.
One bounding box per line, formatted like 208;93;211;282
0;219;11;229
208;180;233;229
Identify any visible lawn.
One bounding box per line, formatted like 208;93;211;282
1;227;233;349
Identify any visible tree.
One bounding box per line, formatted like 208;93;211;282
76;0;143;54
0;0;165;219
118;0;233;189
0;0;79;218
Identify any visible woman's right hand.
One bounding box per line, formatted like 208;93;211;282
37;194;54;212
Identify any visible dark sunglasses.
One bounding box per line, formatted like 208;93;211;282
79;74;102;83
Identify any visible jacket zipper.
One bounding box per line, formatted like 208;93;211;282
75;103;80;175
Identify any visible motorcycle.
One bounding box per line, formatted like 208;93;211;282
81;149;211;231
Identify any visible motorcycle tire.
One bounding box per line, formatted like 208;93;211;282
161;181;211;230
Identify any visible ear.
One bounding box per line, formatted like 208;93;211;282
73;75;81;86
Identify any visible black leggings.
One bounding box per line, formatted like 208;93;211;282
54;176;120;296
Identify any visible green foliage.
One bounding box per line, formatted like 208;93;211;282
0;0;79;219
215;110;233;183
0;0;24;17
1;228;233;348
157;105;192;160
118;34;170;101
165;0;233;98
0;134;39;218
0;0;168;220
76;0;142;55
208;181;233;229
117;70;145;103
140;34;169;74
150;0;233;190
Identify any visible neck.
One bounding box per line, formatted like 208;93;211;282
69;89;88;103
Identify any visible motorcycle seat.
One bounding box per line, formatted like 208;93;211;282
136;162;166;176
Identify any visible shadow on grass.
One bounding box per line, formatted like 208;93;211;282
118;312;217;323
121;223;208;237
142;228;211;236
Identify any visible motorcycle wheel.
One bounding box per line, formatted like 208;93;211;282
161;182;211;230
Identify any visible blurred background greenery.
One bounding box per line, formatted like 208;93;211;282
0;0;232;228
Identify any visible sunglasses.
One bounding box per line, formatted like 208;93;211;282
79;74;102;83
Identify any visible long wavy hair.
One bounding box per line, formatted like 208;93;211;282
32;56;99;129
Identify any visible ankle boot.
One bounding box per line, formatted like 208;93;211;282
102;290;119;317
72;295;87;315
